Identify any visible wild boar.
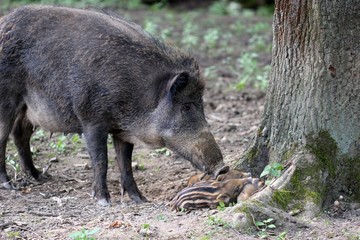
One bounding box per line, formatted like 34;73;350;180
0;6;226;206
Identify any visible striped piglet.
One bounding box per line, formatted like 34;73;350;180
171;177;261;211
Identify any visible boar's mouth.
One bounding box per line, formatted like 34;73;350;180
163;131;227;177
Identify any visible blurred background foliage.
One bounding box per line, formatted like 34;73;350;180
0;0;273;92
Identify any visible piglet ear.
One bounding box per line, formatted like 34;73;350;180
216;193;230;204
167;72;190;96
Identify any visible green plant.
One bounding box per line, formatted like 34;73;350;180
234;52;270;91
160;27;173;40
155;214;167;221
138;163;146;171
256;5;275;17
249;35;272;53
150;0;168;10
203;66;218;79
70;134;81;145
33;129;46;141
6;154;20;179
260;162;285;185
141;223;150;229
276;231;288;240
155;147;171;157
69;228;99;240
207;216;230;228
209;0;229;15
216;201;235;211
181;22;199;49
217;201;227;211
255;218;276;239
230;20;245;35
126;0;142;10
246;22;271;34
203;28;220;50
143;20;158;35
140;223;151;238
260;162;284;178
49;135;68;154
6;231;21;238
199;235;212;240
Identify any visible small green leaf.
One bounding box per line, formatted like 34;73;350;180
263;218;274;223
270;168;281;177
267;224;276;229
255;221;265;226
260;165;271;178
273;162;284;170
87;228;100;235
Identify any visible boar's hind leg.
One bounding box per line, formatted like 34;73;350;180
12;114;41;180
113;135;147;203
0;116;15;189
83;128;110;206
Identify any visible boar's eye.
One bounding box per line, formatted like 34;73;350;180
181;103;192;112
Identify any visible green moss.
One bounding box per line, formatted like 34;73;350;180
271;190;292;210
281;143;299;162
306;131;337;178
269;164;323;211
245;147;257;162
290;168;322;205
341;156;360;201
305;130;360;202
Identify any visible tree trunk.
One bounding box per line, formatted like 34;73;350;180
237;0;360;216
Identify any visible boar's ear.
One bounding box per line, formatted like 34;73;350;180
216;174;225;181
167;72;190;96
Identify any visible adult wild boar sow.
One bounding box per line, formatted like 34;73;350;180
0;6;226;206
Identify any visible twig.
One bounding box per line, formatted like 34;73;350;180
58;174;85;183
249;213;261;230
42;157;59;175
0;221;15;229
29;210;59;217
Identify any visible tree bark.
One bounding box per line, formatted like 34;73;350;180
237;0;360;215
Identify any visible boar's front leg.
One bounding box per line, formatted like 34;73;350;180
83;128;110;206
113;135;147;203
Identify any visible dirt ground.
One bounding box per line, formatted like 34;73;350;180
1;4;360;240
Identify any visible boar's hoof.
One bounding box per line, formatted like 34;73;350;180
36;172;51;182
91;189;111;206
1;181;16;190
97;198;111;207
128;192;148;204
121;185;148;203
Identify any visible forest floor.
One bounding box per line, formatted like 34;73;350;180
1;2;360;240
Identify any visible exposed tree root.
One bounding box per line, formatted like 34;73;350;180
220;155;313;231
250;156;299;204
233;200;311;229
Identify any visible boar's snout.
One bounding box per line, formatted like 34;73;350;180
190;131;226;176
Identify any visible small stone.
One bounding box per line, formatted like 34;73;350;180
76;153;90;159
132;162;138;169
139;228;153;237
232;213;251;230
334;200;340;206
50;157;59;162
